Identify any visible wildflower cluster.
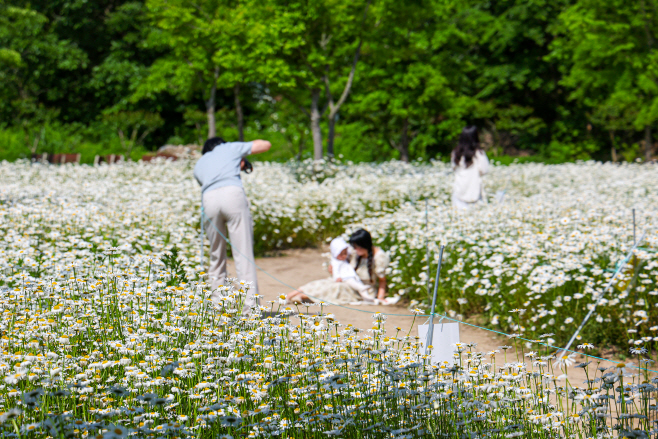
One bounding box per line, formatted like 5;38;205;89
2;159;658;350
347;161;658;350
0;268;655;438
0;159;656;437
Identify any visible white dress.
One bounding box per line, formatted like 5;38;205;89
298;248;390;304
452;150;489;209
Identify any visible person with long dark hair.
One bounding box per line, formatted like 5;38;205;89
451;126;489;209
348;229;391;302
286;229;396;305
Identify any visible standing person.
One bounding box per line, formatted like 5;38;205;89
451;126;489;210
194;137;271;312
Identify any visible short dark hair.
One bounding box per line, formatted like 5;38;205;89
202;137;226;154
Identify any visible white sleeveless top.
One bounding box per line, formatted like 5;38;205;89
451;150;489;203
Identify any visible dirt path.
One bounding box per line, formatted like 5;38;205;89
227;248;595;384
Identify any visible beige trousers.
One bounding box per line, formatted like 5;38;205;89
203;185;259;312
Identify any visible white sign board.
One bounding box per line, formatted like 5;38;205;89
418;322;460;365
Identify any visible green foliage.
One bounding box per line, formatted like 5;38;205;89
0;2;87;128
102;110;164;157
261;0;376;158
132;0;287;142
541;140;600;162
0;123;149;163
550;0;658;159
346;0;458;162
160;245;189;286
1;0;657;162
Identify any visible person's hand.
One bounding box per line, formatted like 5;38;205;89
336;278;342;282
240;159;253;173
327;265;333;275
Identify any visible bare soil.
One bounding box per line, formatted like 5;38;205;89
226;247;606;385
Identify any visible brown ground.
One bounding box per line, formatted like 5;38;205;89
227;248;615;384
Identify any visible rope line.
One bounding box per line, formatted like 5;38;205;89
432;315;658;374
560;233;646;355
199;206;656;374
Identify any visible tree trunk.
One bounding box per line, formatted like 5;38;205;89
640;0;654;162
609;130;618;163
389;118;410;163
117;129;127;151
399;117;410;163
645;125;652;161
323;2;370;156
126;126;139;160
195;123;203;146
310;89;323;160
206;84;216;139
206;67;219;139
327;113;336;157
325;39;363;158
297;129;306;160
234;83;244;141
29;131;41;154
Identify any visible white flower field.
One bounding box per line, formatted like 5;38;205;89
0;158;657;438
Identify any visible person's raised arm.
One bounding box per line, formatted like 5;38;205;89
250;140;272;155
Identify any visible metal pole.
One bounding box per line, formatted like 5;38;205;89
632;208;638;303
633;208;636;245
199;216;205;267
425;245;445;356
425;199;431;300
200;197;205;268
560;232;645;355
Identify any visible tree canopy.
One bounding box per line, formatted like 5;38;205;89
1;0;656;163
